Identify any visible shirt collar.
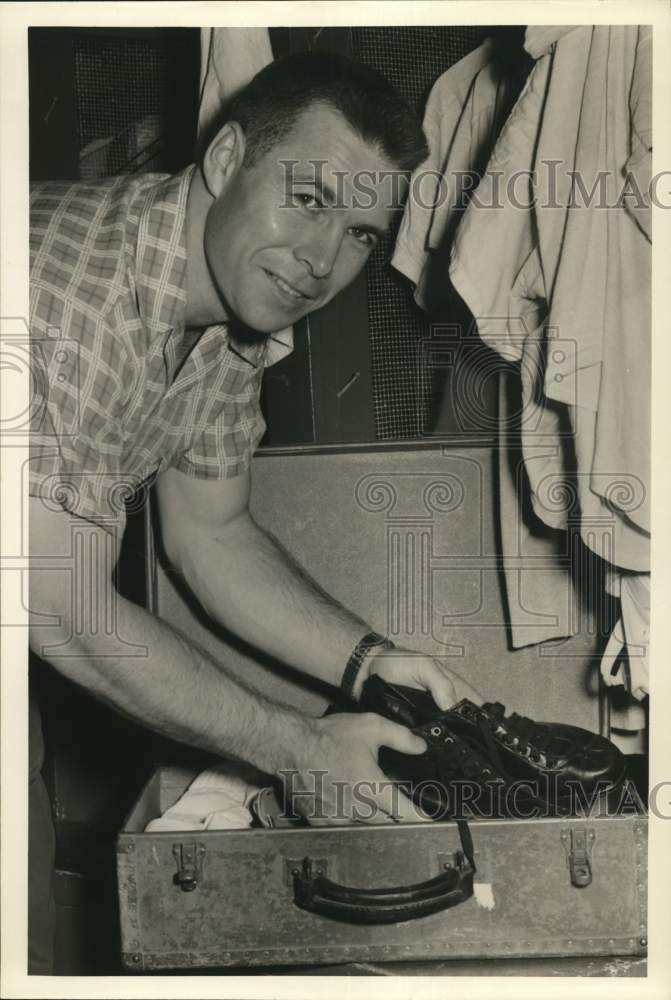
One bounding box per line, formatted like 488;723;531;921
222;326;295;370
265;328;295;367
135;165;194;339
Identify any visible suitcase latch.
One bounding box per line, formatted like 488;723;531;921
172;842;205;892
285;857;330;886
561;827;594;887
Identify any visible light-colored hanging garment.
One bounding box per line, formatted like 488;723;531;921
392;27;651;721
199;27;274;136
448;26;651;718
392;34;581;652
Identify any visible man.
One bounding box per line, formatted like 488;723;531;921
28;52;482;971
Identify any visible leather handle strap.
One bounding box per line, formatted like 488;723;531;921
292;851;474;925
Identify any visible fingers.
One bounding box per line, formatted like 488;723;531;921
293;783;429;826
349;762;431;825
401;657;486;712
412;659;457;711
452;672;485;707
289;713;433;827
295;767;407;827
366;714;427;755
386;785;431;824
370;652;459;711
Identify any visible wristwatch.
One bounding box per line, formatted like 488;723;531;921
341;631;395;702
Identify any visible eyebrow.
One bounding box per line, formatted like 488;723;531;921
292;176;390;241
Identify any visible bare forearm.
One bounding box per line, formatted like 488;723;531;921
179;513;369;689
30;590;308;775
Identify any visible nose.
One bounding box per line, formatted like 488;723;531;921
294;217;343;280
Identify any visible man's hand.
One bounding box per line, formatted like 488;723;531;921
357;648;485;710
279;712;431;826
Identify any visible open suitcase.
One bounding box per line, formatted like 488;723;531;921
117;450;649;971
116;765;647;971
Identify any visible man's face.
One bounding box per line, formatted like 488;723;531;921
203;102;402;333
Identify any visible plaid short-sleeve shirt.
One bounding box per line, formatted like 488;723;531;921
28;165;292;534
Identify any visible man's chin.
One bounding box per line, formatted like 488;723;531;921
237;306;308;337
226;321;270;345
228;315;294;344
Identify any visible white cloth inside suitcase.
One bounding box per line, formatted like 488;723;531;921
145;764;261;832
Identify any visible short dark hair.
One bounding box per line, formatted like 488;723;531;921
209;50;429;174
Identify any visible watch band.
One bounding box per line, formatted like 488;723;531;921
341;631;395;702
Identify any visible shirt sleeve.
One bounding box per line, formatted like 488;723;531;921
173;362;267;480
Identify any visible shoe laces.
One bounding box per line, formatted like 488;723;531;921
467;703;555;769
426;723;499;782
428;715;555;813
470;714;558;813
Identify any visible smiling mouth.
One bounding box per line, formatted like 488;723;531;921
264;269;311;302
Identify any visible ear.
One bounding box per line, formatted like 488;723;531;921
202;121;247;199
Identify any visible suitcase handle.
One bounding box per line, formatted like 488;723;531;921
292;850;474;924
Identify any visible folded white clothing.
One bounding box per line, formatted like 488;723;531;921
145;764;260;832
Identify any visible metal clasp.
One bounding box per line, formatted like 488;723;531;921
561;827;594;887
285;856;329;887
172;842;205;892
